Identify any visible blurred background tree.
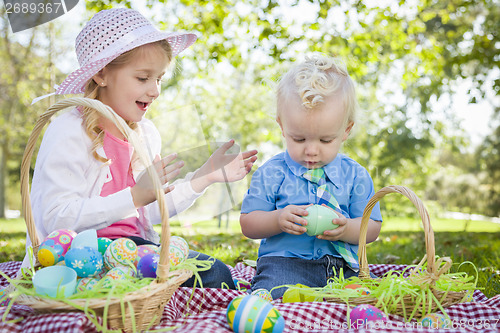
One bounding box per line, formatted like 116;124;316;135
0;0;498;219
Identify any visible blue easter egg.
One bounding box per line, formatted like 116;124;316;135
226;295;285;333
137;253;159;278
65;247;103;278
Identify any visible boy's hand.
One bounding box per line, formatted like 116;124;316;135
278;205;310;235
316;211;349;241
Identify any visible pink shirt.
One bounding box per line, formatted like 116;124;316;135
96;131;140;238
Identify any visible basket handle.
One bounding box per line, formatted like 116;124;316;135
357;185;435;279
21;97;172;282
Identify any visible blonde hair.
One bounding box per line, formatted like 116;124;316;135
82;40;172;162
277;55;358;128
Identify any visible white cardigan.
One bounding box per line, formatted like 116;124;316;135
25;108;202;256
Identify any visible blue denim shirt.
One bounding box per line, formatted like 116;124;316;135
241;151;382;260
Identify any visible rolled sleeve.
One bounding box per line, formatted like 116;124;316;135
348;167;382;222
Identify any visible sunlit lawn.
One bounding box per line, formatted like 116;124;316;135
1;216;499;297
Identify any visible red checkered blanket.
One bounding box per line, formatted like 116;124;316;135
1;261;499;332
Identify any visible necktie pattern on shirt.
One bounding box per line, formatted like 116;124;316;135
302;168;359;271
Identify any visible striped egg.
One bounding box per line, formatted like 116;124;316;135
169;236;189;266
104;238;137;270
226;295;285;333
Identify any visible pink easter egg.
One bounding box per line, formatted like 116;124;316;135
350;304;388;329
137;253;159;278
44;229;77;255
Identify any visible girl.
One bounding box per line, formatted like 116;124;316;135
25;8;258;289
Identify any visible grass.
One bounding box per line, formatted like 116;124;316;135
1;216;499;297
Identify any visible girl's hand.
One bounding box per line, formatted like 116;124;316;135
278;205;310;235
191;140;258;193
131;153;184;208
317;211;349;241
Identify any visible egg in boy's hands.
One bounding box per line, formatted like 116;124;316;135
316;206;349;241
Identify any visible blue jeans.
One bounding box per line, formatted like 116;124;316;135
181;250;236;289
251;255;370;299
126;237;235;289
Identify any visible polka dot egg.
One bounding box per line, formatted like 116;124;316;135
104;238;137;270
350;304;388;329
420;313;447;329
38;229;77;266
226;295;285;333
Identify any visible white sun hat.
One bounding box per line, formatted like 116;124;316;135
33;8;196;103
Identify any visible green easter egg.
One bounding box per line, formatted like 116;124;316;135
304;205;339;236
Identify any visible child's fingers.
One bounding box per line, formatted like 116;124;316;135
284;222;306;235
159;164;183;184
163;185;175;194
217;139;235;155
159;153;177;168
241;149;258;160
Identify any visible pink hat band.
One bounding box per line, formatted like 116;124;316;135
56;8;197;95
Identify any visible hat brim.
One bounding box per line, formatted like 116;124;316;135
56;31;197;95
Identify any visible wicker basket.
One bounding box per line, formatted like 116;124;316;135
13;97;192;332
324;185;467;318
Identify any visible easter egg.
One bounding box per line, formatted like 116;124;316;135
38;243;63;267
102;266;135;288
137;253;159;278
76;277;99;292
251;288;273;302
44;229;76;254
71;229;98;250
134;244;159;267
304;205;339;236
170;236;189;257
344;283;370;295
226;295;285;333
350;304;388;329
65;247;104;278
169;236;189;266
0;288;8;306
55;260;67;266
233;279;252;292
104;238;138;270
97;237;113;256
420;313;447;329
93;264;108;279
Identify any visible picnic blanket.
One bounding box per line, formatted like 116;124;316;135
1;261;499;332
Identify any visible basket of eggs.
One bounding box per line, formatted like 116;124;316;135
8;97;193;332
